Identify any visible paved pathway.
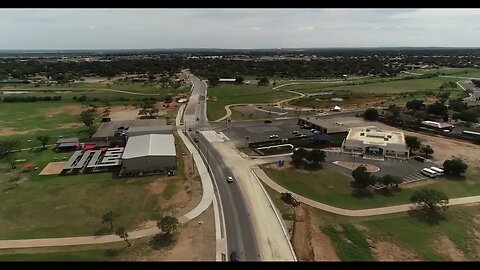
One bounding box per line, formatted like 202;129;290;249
253;167;480;217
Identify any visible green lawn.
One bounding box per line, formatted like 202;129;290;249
0;137;187;240
207;84;296;121
322;223;374;261
261;164;480;210
0;243;124;261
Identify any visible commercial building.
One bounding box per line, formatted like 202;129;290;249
341;126;409;160
120;134;177;176
298;117;349;134
125;125;174;137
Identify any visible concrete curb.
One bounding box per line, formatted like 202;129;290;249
251;169;297;261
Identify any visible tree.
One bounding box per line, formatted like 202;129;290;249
115;227;131;246
406;99;425;111
306;149;326;166
410;189;449;213
413;110;427;121
363;108;379;121
448;100;466;112
420;145;434;158
157;215;180;236
436;91;451;101
36;135;50;149
235;76;244;84
405;136;421;152
208;75;219;87
77;95;88;102
257;77;269;86
387;104;401;121
80;108;96;128
379;174;402;189
427;102;448;117
291;148;307;167
351;165;374;191
0;140;20;158
102;211;119;232
443;157;468;176
452;110;478;123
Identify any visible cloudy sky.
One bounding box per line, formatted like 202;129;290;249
1;8;480;49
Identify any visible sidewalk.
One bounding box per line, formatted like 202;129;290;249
253;167;480;217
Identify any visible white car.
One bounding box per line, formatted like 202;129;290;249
269;134;279;139
227;176;234;183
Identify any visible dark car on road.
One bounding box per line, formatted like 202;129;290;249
230;251;239;261
264;120;272;123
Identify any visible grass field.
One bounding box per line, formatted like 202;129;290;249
410;67;480;78
261;164;480;210
0;136;187;240
0;81;190;107
206;84;296;121
323;223;374;261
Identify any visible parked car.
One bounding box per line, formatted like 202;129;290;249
413;156;426;162
188;127;192;131
167;170;175;176
264;120;272;124
269;134;279;139
292;130;299;134
230;251;239;261
227;176;234;183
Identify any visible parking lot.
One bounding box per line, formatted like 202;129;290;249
93;119;167;137
218;119;314;145
323;151;439;183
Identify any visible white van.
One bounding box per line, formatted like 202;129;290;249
421;168;438;178
429;166;444;175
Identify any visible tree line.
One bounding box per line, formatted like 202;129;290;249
2;96;62;102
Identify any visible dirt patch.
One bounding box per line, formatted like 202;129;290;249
44;104;84;117
127;205;215;261
402;179;437;189
333;161;380;173
0;127;44;136
148;179;168;195
370;240;421;261
39;162;66;175
291;204;315;261
0;123;82;136
108;105;143;121
404;131;480;168
432;235;467;261
310;223;340;261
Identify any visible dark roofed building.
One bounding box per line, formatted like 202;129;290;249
56;137;79;152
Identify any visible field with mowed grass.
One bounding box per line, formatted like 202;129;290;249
261;163;480;210
410;67;480;78
206;84;297;121
0;136;189;240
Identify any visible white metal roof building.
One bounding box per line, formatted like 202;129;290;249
121;134;177;176
341;126;409;160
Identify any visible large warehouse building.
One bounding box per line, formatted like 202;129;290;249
120;134;177;176
125;125;173;137
341;126;409;160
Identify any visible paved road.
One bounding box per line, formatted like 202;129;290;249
183;72;260;261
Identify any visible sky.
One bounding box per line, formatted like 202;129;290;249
1;8;480;50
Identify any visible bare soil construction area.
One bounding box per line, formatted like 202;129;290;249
291;204;339;261
39;162;66;175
